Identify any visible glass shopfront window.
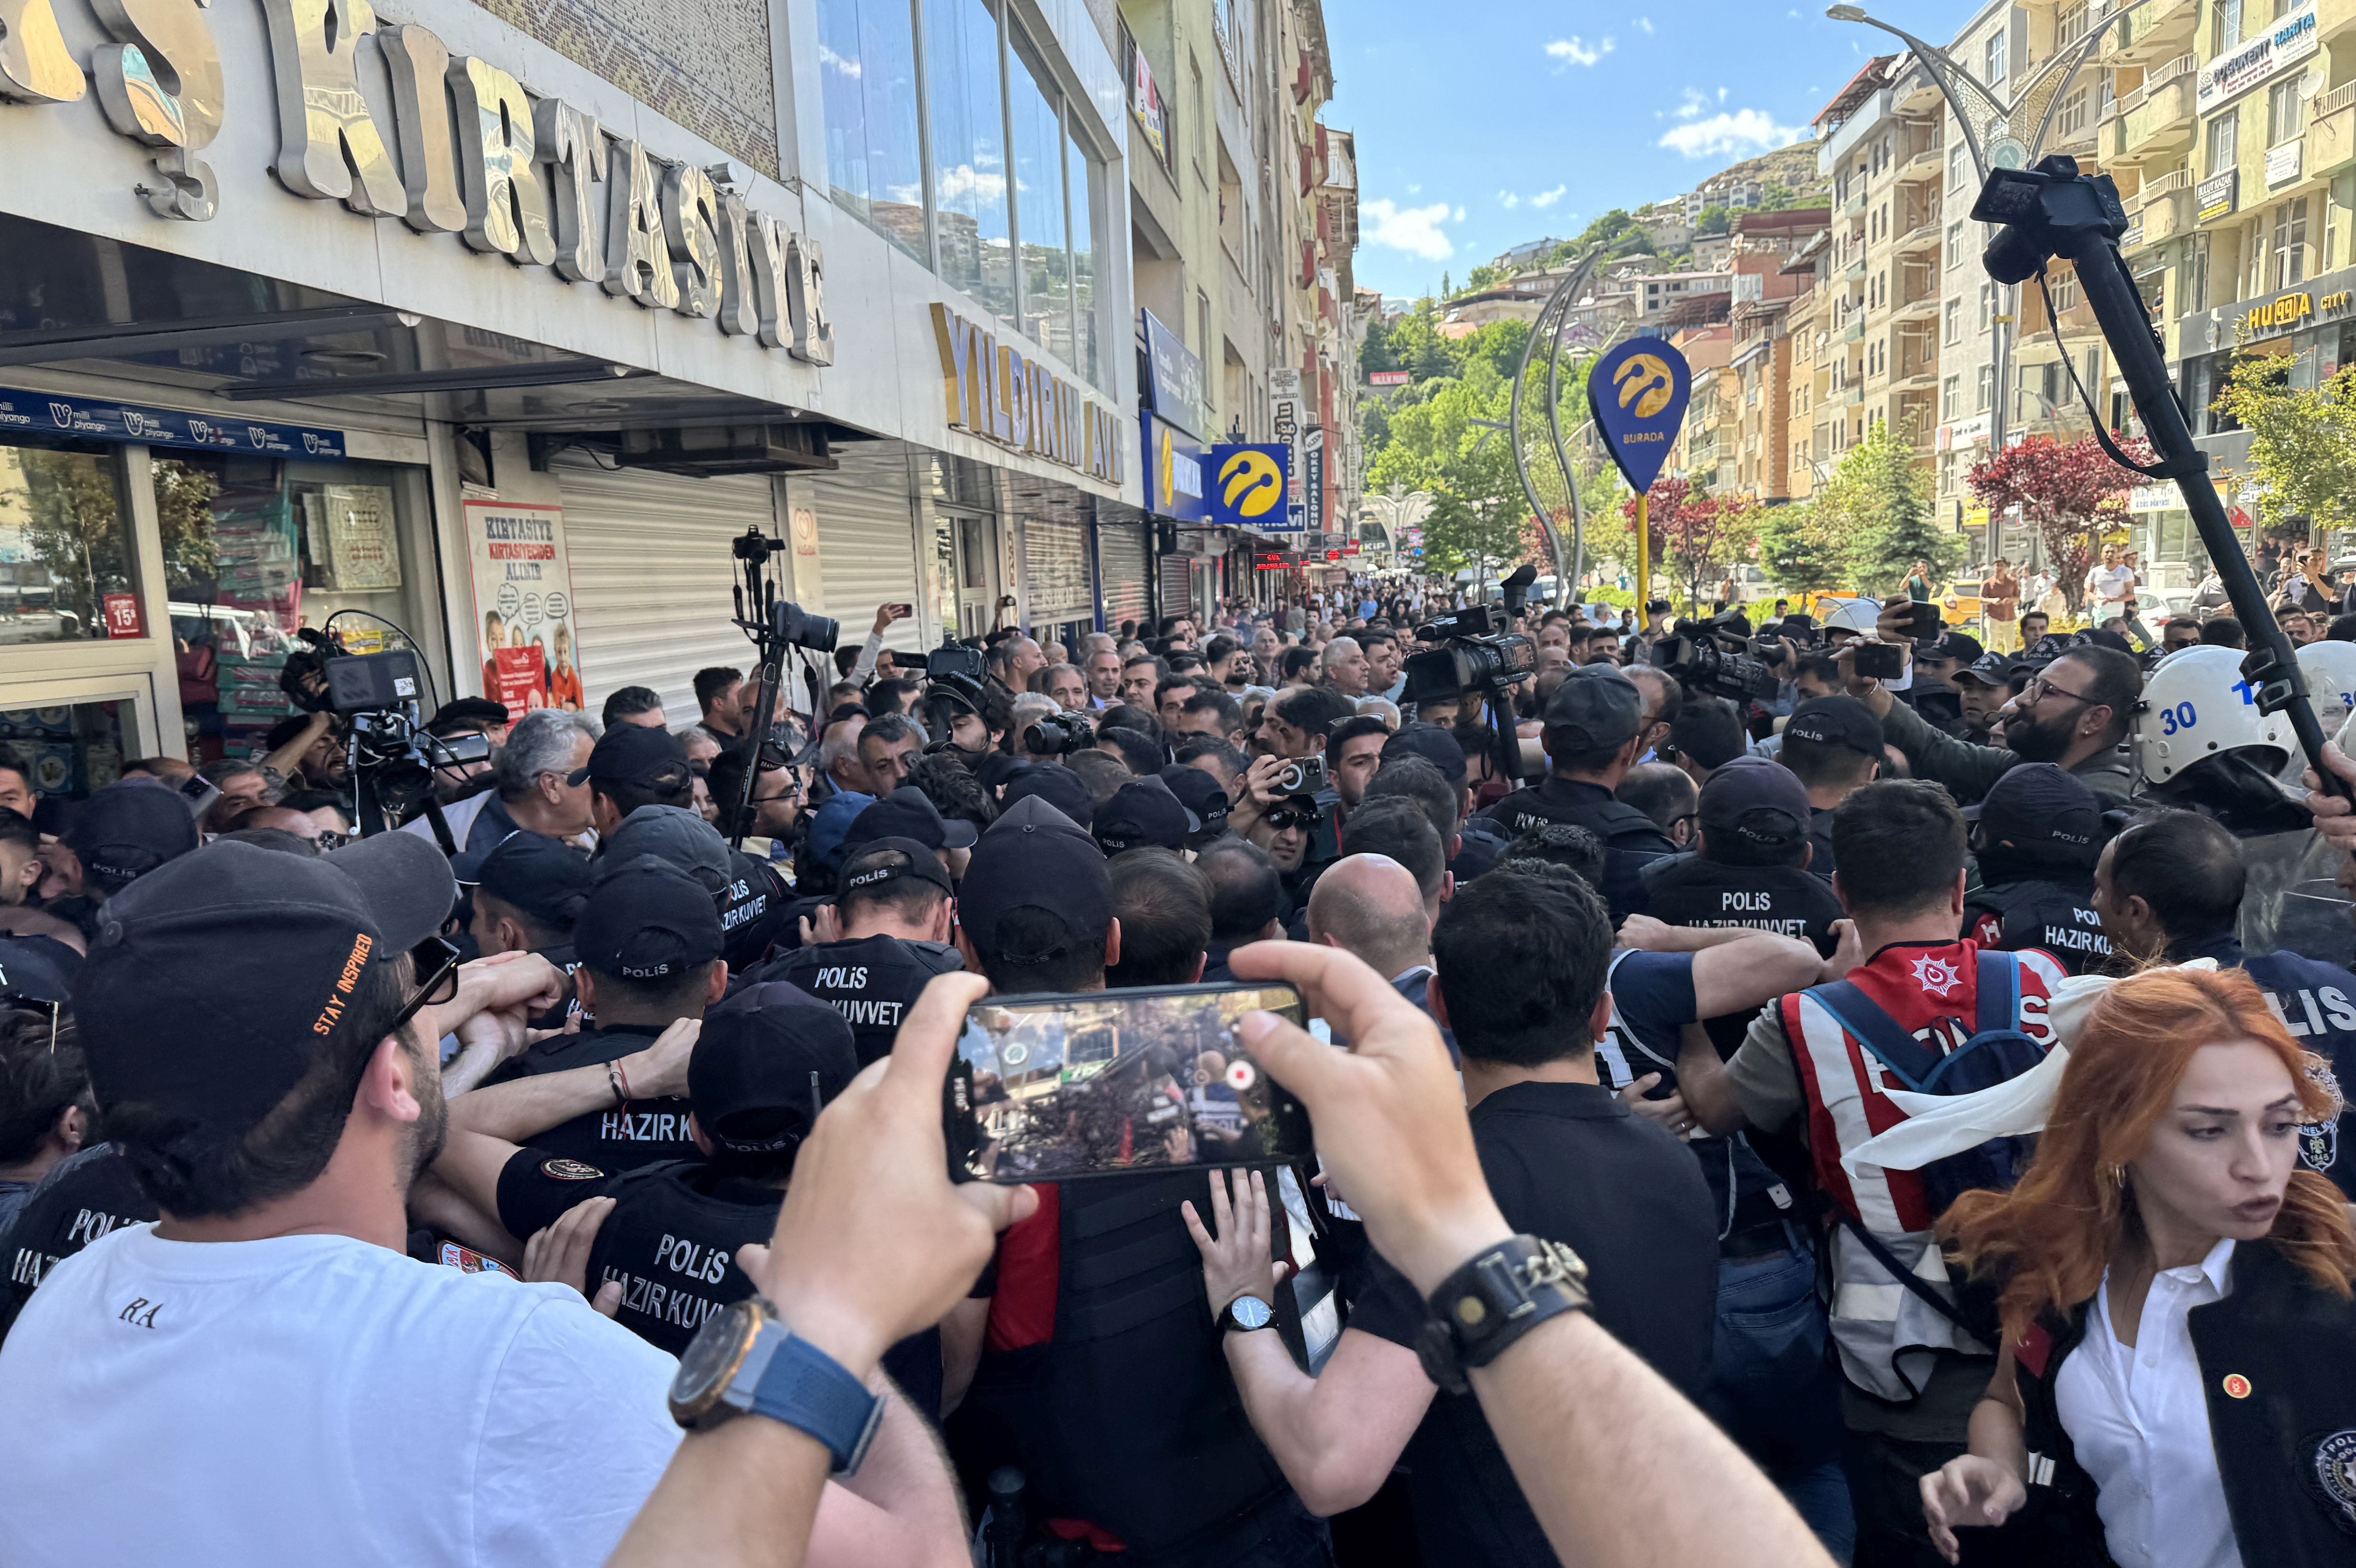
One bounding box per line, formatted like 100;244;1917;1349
0;438;140;645
0;699;130;804
1010;31;1072;365
155;453;423;762
926;0;1014;327
1069;125;1099;387
817;0;926;259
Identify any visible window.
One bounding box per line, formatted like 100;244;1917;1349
1946;219;1965;268
2184;230;2212;313
2268;78;2305;145
1948;142;1967;195
2205;111;2237;177
0;439;139;646
816;0;924;258
2057;86;2088;141
926;0;1012;322
2050;266;2080;314
2058;1;2089;47
1008;29;1069;358
1945;298;1962;342
1069;123;1099;386
1978;280;1995;332
2273;195;2310;289
1984;27;2009;84
1943;374;1960;417
1190;57;1207;178
2212;0;2242;55
1977;362;1995;411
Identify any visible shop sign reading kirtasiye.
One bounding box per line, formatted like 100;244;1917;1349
0;0;834;365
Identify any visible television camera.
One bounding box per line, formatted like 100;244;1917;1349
1401;564;1540;782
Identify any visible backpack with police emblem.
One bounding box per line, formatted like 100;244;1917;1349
1802;949;2045;1218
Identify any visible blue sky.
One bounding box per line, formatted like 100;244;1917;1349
1327;0;1977;301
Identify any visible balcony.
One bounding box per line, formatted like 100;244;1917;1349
2113;60;2198;166
2309;80;2356;180
1844;257;1868;283
1842;190;1868;221
2106;0;2197;67
1844;318;1866;343
1894;220;1940;257
1895;141;1944;184
2130;167;2193;246
1892;292;1941;324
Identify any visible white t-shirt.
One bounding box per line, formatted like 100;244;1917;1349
0;1224;682;1567
2088;563;2138;606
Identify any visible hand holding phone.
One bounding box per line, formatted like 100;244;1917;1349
1853;642;1905;680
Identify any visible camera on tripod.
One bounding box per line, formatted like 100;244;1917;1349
1399;566;1539;708
1651;609;1780;704
321;647;487;833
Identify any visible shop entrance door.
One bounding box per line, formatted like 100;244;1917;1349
934;512;999;642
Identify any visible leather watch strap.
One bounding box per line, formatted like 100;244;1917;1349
1414;1235;1591;1396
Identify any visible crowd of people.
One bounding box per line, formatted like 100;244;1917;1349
0;571;2353;1568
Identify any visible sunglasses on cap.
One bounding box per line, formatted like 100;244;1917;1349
387;935;462;1040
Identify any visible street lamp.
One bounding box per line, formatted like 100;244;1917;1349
1365;484;1432;574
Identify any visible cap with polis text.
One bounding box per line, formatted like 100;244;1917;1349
574;856;723;982
1094;777;1192;855
569;723;688;792
66;781;199;894
839;836;955;899
453;831;591;930
0;934;78;1005
688;1001;858;1157
1155;764;1230;843
1919;631;1984;666
1539;667;1642;751
1962;762;2102;866
1698;756;1812;851
958;795;1111;959
847;786;979;852
1951;650;2021;689
598;804;732;889
71;833;455;1138
1784;696;1885;759
1001;764;1096;828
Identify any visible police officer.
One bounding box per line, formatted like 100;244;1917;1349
1475;665;1677;921
748;837;964;1067
2096;808;2356;1196
1946;650;2021;745
1960;763;2111;975
457;831;591;1029
843;786;980;878
478;857;723;1170
1642;758;1845;956
1;1142;152;1337
1779;695;1885;878
1381;724;1509;881
598;804;790;977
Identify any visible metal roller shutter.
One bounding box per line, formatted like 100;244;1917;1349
799;445;926;657
555;456;776;725
1024;511;1092;624
1098;521;1149;633
1158;550;1193;627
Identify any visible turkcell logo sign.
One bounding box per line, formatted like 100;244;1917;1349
1209;444;1291;529
0;387;349;459
1586;337;1690;493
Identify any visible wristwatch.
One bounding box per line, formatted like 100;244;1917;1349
1218;1293;1275;1335
1414;1235;1591;1396
668;1297;884;1476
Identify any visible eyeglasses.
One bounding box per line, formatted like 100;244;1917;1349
2019;674;2095;706
387;935;462;1040
1265;807;1315;833
312;829;353;850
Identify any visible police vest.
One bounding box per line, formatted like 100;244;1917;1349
1777;939;2068;1402
1643;856;1844;951
1965;878;2111;976
496;1024;698;1171
1476;777;1676;919
754;935;966;1069
956;1173;1289;1556
1;1144;154;1335
2009;1239;2356;1565
2173;932;2356;1200
585;1159;945;1414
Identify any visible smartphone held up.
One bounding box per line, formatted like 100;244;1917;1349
945;983;1314;1183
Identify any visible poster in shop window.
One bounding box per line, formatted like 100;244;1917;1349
462;499;584;714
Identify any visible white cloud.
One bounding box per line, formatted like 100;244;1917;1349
930;165;1007;204
1453;205;1467;222
1659;108;1808;159
1498;189;1521;209
1361;198;1456;260
1633;15;1654;32
1529;185;1567;209
1674;87;1709;119
1407;182;1422;193
1545;34;1614;67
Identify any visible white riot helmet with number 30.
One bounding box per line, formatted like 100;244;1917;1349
2135;645;2290;786
2291;639;2356;782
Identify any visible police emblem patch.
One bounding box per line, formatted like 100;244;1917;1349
2222;1373;2252;1399
542;1158;606;1181
2299;1059;2345;1177
2305;1429;2356;1535
1910;955;1963;998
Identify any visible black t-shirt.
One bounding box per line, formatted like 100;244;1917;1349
1806;808;1839;879
490;1023;698;1171
495;1149;944;1412
1349;1081;1717;1568
751;933;966;1067
2;1144;156;1331
1476;777;1676;920
1965;876;2111;976
720;853;791;973
1641;855;1843;953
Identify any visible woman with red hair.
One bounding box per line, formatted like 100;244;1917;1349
1917;965;2356;1566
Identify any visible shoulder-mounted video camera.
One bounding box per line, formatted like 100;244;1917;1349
1651;607;1779;704
1400;565;1538;706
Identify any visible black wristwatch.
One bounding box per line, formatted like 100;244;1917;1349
1414;1235;1590;1395
1218;1293;1275;1335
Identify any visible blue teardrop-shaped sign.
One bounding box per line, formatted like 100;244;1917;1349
1586;337;1691;494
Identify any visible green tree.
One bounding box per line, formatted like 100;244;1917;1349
2212;351;2356;535
1759;183;1797;211
1821;422;1962;593
15;449;133;634
1463;262;1509;292
1695;205;1731;237
1757;499;1847;594
1365;378;1526;584
1456;319;1532;381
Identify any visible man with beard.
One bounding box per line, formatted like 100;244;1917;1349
1844;626;2137;812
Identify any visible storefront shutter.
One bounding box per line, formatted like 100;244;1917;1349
1158;549;1193;627
554;456;776;725
798;445;926;654
1098;521;1150;633
1024;511;1092;625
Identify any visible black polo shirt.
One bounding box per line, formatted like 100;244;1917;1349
1641;855;1843;953
488;1023;698;1171
1475;777;1677;920
1348;1081;1717;1568
495;1150;944;1413
1805;808;1838;879
750;933;966;1067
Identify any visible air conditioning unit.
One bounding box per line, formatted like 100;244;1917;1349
616;422;837;477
